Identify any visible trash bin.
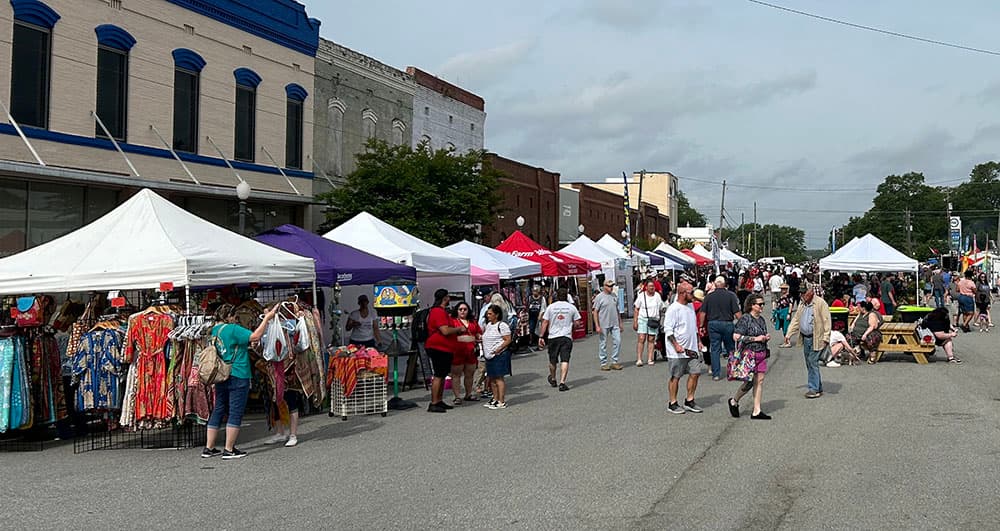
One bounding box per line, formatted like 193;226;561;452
895;305;933;323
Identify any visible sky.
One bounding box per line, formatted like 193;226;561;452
304;0;1000;248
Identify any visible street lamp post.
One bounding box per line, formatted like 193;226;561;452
516;215;525;229
578;224;585;237
236;180;251;235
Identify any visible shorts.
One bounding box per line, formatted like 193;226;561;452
485;349;512;378
547;336;573;364
452;348;478;367
636;316;659;336
751;349;769;373
958;295;975;313
284;390;303;412
667;356;705;378
923;283;932;294
425;347;453;378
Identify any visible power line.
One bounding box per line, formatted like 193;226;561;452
746;0;1000;57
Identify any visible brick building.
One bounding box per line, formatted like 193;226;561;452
569;184;671;243
406;67;485;154
482;153;559;249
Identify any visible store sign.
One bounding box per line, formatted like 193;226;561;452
159;282;174;292
111;297;126;308
949;216;962;251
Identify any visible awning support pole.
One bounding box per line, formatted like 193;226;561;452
0;99;45;166
91;111;140;178
150;124;200;185
205;136;244;184
261;145;301;196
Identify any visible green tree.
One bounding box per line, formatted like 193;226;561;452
676;190;707;228
949;162;1000;248
840;172;947;258
318;139;504;246
720;223;806;262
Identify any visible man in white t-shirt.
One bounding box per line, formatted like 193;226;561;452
633;279;664;367
539;288;581;392
663;281;704;414
768;272;784;306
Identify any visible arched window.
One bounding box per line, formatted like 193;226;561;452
362;108;377;140
391;119;405;146
284;83;307;169
171;49;204;153
233;67;261;162
9;0;61;128
419;134;431;149
327;98;346;176
94;24;135;141
445;141;455;151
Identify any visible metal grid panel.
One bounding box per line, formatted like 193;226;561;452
330;375;387;420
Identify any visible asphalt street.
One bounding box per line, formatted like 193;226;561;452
2;306;999;530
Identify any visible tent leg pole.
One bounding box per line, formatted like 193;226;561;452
312;281;318;311
185;285;191;315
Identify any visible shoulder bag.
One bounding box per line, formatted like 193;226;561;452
644;294;660;332
198;325;232;385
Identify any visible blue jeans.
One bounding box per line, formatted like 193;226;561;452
708;320;735;378
802;336;823;394
598;326;621;365
933;289;944;308
207;377;251;429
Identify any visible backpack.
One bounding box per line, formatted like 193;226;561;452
197;326;231;385
411;308;431;344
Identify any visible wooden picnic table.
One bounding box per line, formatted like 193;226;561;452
872;321;936;364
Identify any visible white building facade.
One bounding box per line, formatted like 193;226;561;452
405;67;484;153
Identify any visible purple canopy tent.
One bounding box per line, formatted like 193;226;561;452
255;224;416;286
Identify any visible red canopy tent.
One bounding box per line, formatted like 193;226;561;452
682;249;713;266
496;231;597;276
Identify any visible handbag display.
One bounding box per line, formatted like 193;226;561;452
197;325;231;385
13;295;54;327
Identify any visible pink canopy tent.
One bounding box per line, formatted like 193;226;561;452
471;265;500;286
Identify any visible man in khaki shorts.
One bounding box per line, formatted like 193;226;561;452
662;281;705;414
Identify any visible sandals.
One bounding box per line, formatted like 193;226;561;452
452;397;463;405
647;360;655;366
636;360;644;367
464;395;479;402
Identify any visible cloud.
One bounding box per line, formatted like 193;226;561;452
436;39;537;90
560;0;711;31
961;81;1000;104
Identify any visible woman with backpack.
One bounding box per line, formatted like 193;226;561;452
202;303;280;460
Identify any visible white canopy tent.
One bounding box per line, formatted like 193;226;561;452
720;248;750;266
818;233;918;273
654;242;696;265
596;234;639;266
0;188;316;295
561;235;621;280
691;244;713;260
445;240;541;279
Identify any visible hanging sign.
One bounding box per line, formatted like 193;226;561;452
949;216;962;252
111;297;126;308
159;282;174;292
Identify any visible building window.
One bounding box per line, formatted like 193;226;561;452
233;68;261;162
171;49;205;153
95;47;128;140
423;106;429;116
471;123;475;131
419;134;431;147
8;0;59;129
93;25;134;141
362;108;377;140
327;98;346;176
284;83;307;169
448;115;453;124
445;142;455;151
391;119;405;146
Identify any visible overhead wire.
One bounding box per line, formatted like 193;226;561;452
745;0;1000;57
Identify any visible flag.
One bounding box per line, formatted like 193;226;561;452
928;246;939;255
621;171;632;256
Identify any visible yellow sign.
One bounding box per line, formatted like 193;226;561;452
373;283;416;308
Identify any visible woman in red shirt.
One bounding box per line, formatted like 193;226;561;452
424;289;468;413
449;301;482;405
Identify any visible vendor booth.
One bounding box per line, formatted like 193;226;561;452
560;235;621;281
497;231;597;276
819;233;920;304
655;242;696;266
0;189;321;452
445;240;542;280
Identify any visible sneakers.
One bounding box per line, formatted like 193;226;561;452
683;400;703;413
948;357;963;364
437;401;454;410
750;412;772;420
200;447;222;458
221;448;248;460
610;363;623;370
667;402;685;414
600;365;611;371
486;401;508;410
427;403;447;413
804;391;822;399
826;360;841;368
264;433;288;444
483;400;498;408
284;435;298;447
558;383;569;392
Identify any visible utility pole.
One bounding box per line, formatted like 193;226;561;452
718;180;727;235
741;212;745;255
946;195;952;254
636;169;646;239
752;201;757;260
768;229;772;257
905;208;912;256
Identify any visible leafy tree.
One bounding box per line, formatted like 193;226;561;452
318;139;503;246
840;172;947;258
676;238;696;250
676;190;707;228
949;162;1000;248
721;223;806;262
